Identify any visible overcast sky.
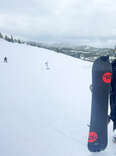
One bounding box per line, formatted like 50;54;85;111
0;0;116;47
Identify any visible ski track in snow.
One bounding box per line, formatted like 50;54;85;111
0;39;115;156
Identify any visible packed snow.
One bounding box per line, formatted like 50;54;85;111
0;39;115;156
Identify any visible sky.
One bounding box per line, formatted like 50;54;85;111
0;0;116;47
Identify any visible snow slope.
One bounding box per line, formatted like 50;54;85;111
0;39;115;156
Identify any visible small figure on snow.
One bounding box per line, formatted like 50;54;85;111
4;56;7;63
45;61;50;70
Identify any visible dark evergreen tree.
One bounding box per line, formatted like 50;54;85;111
17;39;21;44
10;35;14;42
5;35;11;42
0;32;3;38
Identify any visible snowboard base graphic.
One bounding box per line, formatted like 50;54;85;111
88;56;112;152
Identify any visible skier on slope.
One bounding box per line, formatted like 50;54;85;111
4;56;7;63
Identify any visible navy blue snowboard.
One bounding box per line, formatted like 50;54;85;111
88;56;112;152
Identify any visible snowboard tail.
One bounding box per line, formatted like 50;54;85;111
88;56;112;152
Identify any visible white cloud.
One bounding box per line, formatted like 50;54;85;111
0;0;116;46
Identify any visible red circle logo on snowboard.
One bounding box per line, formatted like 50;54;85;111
102;72;112;83
88;132;98;143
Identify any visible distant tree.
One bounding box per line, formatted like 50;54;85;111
17;39;21;44
0;32;3;38
20;40;25;44
56;48;60;53
28;41;36;47
10;35;14;42
5;35;11;42
14;39;18;43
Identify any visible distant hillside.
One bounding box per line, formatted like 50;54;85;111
0;32;115;62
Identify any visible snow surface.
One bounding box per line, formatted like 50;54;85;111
0;39;115;156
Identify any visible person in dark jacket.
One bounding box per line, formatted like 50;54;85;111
110;47;116;143
4;56;7;63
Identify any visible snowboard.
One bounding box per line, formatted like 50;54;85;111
88;56;112;152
